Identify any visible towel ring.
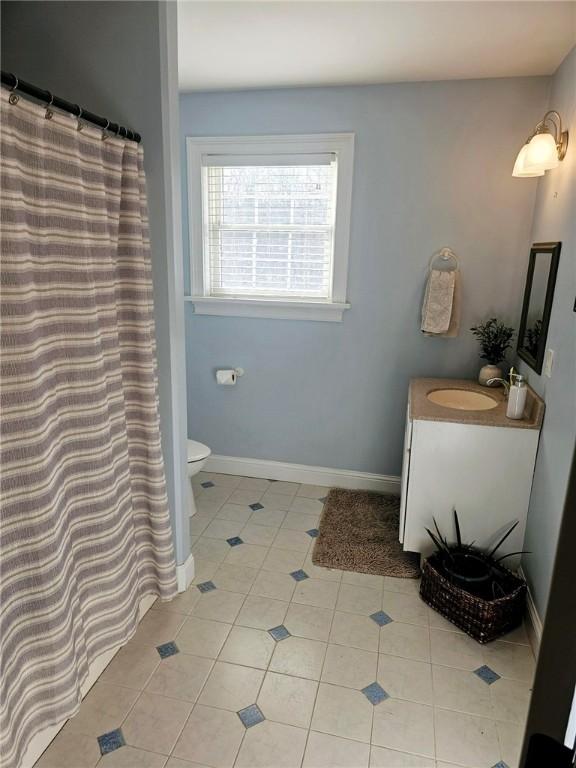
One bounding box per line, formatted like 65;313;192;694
429;247;459;272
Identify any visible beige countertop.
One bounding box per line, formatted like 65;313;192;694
409;378;545;430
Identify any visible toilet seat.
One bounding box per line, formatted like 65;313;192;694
187;439;211;463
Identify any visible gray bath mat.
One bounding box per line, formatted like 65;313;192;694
312;488;420;578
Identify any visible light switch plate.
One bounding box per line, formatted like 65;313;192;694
544;348;554;378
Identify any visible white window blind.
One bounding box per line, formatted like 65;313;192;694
202;154;337;300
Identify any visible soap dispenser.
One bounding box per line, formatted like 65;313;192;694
507;372;527;420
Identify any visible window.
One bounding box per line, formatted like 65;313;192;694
186;134;354;321
205;161;334;299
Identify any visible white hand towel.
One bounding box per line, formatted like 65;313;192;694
421;269;457;335
444;270;461;338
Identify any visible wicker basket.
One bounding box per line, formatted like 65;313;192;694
420;553;527;644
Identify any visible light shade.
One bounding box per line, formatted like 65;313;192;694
523;132;560;173
512;144;545;178
512;110;569;178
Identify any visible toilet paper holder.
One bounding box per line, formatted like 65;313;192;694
216;368;244;386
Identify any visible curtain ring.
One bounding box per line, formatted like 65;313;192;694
8;74;19;105
45;92;54;120
101;119;110;141
76;105;84;132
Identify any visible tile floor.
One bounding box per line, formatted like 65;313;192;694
36;473;535;768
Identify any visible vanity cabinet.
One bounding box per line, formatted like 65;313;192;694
400;379;544;563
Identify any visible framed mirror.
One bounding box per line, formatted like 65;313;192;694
518;241;561;374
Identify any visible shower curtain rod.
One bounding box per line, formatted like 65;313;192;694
1;71;141;143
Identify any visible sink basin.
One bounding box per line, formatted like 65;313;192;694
427;388;499;411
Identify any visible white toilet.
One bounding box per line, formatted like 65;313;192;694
187;438;211;517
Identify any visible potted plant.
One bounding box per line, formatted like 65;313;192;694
420;511;528;643
470;318;515;386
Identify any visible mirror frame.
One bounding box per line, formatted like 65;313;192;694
517;241;561;374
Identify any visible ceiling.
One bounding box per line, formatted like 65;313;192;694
177;1;575;92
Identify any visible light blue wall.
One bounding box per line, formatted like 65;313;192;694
180;77;549;475
519;46;576;618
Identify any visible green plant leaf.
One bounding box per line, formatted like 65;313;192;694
453;509;462;548
433;517;449;549
492;580;507;599
487;520;520;559
495;550;531;562
425;527;446;553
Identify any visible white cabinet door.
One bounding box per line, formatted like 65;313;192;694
403;419;539;564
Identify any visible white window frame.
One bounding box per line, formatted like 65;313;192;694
186;133;354;322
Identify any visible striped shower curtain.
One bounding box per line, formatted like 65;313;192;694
0;88;177;767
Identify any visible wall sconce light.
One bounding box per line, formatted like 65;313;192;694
512;110;569;177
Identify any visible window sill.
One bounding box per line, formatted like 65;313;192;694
185;296;351;322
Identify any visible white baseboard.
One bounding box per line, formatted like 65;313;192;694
204;454;401;495
20;594;157;768
176;552;195;592
518;566;542;655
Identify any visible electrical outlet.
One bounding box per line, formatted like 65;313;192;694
544;348;555;378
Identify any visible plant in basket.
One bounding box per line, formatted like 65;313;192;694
425;510;527;599
420;510;529;643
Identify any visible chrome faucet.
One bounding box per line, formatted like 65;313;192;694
486;377;510;396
